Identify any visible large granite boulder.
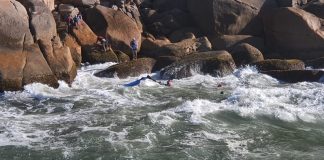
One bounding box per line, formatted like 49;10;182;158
82;46;118;64
71;21;98;46
231;43;264;67
61;33;82;67
264;7;324;60
59;0;100;7
39;37;77;84
253;59;305;71
211;35;265;53
152;0;187;11
95;58;156;78
18;0;57;41
143;37;212;58
86;5;141;56
160;51;236;79
262;70;324;83
187;0;277;36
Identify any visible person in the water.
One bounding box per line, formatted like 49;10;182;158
146;75;172;87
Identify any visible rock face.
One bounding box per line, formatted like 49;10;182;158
95;58;156;79
188;0;277;36
253;59;305;71
231;43;264;66
86;5;141;56
160;51;236;79
71;21;98;46
59;0;100;7
264;7;324;60
61;33;82;67
0;0;33;91
22;44;58;88
211;35;265;53
262;70;324;83
143;37;212;58
82;46;118;64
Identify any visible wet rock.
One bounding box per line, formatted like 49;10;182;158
211;35;265;53
95;58;156;78
152;0;187;11
253;59;305;71
262;70;324;83
264;7;324;60
231;43;264;67
86;5;141;56
153;56;180;72
160;51;236;79
188;0;277;36
82;46;118;64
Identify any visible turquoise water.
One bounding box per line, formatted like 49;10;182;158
0;63;323;160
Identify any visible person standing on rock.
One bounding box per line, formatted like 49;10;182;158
130;38;138;60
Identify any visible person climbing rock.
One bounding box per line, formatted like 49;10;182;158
130;38;138;60
65;15;73;32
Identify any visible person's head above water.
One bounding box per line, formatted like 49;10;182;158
166;80;172;86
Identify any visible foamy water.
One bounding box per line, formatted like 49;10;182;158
0;63;323;159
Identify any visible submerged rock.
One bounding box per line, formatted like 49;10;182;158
262;70;324;83
306;57;324;69
95;58;156;79
160;51;236;79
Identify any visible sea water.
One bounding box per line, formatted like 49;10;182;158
0;63;323;160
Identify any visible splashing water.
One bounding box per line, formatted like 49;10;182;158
0;63;323;159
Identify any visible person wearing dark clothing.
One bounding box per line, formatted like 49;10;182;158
130;38;138;60
146;75;172;87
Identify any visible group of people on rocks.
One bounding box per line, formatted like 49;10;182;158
65;13;83;32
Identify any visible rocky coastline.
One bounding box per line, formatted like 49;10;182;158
0;0;324;91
